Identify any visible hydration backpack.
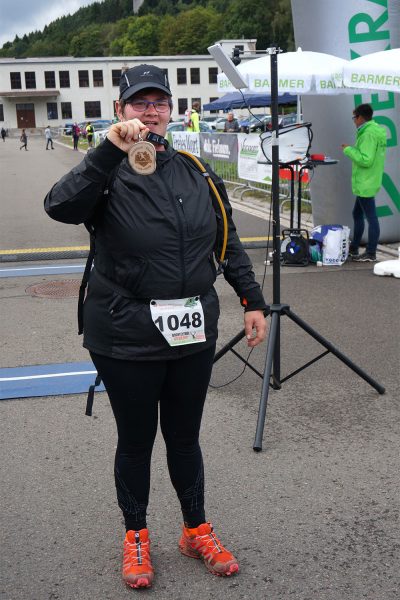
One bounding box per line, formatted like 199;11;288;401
184;108;193;128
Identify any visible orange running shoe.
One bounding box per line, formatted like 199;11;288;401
122;528;154;589
179;522;239;576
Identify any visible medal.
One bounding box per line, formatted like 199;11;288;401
128;134;156;175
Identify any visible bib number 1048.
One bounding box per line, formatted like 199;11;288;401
149;297;206;347
154;312;202;332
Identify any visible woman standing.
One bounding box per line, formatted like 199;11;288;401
72;122;80;150
44;64;267;590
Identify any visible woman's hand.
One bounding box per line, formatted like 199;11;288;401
106;119;150;153
244;310;268;347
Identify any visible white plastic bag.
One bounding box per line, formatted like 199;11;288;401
322;226;350;265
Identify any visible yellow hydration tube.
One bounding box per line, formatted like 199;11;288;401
178;150;228;264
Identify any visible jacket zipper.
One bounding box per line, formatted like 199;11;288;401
173;195;186;297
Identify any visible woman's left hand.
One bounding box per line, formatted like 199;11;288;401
244;310;268;347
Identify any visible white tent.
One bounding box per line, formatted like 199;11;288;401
343;48;400;93
217;48;349;95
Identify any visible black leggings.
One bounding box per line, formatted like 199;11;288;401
90;345;215;531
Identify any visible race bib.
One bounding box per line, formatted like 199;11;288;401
150;297;206;347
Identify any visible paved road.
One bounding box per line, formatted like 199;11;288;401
1;136;399;600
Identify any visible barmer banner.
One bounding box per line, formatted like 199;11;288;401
291;0;400;242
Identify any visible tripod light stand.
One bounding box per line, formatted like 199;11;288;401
212;47;385;452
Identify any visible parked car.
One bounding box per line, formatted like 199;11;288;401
166;121;213;133
265;113;303;131
237;114;268;133
92;119;113;130
78;119;113;137
200;116;219;130
215;117;229;131
63;123;73;135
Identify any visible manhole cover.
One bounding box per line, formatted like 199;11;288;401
26;279;81;298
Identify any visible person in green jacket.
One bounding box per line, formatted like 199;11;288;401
185;101;200;132
342;103;387;262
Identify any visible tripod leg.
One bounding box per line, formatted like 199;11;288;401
213;328;246;364
253;310;280;452
272;312;281;389
285;308;385;394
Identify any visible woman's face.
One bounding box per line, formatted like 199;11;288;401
116;90;171;139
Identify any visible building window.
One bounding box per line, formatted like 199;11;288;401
44;71;56;88
208;68;218;84
235;45;244;51
177;68;187;85
93;70;103;87
47;102;58;120
59;71;70;88
79;70;89;87
25;72;36;89
10;72;21;89
178;98;187;115
84;101;101;118
0;104;4;121
190;68;200;85
61;102;72;120
112;70;121;86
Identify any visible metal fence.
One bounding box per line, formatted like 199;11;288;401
204;156;311;218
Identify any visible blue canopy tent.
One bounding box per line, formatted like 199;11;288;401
202;91;296;111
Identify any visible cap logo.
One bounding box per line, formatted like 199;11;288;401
141;71;151;76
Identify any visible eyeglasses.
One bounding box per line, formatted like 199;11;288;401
352;115;359;121
125;99;170;113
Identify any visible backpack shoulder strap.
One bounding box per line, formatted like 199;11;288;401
177;150;228;265
77;163;120;335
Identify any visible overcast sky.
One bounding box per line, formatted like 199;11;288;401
0;0;99;48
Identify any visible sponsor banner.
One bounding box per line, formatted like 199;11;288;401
249;74;311;94
170;132;201;157
291;0;400;242
237;133;272;183
200;133;238;163
349;71;400;92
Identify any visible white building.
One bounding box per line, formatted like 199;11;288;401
0;40;257;131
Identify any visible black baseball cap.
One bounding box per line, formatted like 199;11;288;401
119;64;172;101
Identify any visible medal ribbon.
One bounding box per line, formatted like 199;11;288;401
146;132;168;147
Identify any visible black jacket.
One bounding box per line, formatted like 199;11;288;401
44;139;267;360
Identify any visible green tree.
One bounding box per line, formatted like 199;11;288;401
109;14;160;56
270;0;295;51
159;6;223;54
69;25;106;57
0;0;295;57
223;0;277;51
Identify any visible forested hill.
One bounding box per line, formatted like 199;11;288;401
0;0;294;58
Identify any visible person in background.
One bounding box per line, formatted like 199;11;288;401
86;122;94;148
342;103;387;262
44;63;267;590
45;125;54;150
185;101;200;132
1;127;6;142
223;112;239;133
19;129;28;151
72;122;80;150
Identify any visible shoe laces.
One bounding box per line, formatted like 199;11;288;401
191;526;225;557
124;532;151;568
